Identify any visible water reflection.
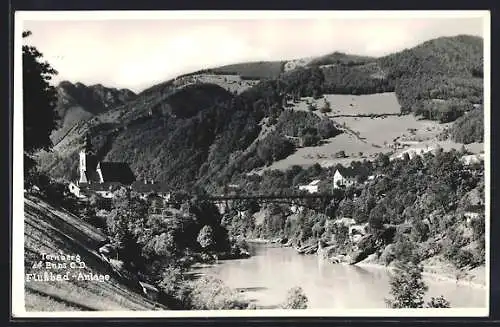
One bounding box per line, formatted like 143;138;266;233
192;243;486;309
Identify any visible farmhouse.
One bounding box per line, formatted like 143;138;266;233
298;179;321;193
461;154;484;166
333;217;356;227
392;145;435;160
333;167;356;189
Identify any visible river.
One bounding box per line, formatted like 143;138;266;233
191;242;486;309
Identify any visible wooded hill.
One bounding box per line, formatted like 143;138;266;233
38;35;484;190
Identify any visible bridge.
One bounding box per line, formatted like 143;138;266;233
150;191;345;215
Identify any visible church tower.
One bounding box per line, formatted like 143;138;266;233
79;134;94;184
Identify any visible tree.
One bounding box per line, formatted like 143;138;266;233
281;286;308;309
190;276;249;310
197;225;215;249
385;261;428;308
23;31;59;159
320;99;332;113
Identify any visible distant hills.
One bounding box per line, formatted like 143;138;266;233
38;34;484;191
51;81;136;144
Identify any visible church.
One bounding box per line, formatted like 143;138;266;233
68;135;136;198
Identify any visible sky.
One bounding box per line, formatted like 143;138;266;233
18;11;487;93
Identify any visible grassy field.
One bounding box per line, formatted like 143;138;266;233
174;74;259;94
23;196;163;311
294;92;402;116
51;106;93;145
263;93;484;171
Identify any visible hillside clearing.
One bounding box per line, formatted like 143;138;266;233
292;92;401;116
172;74;259;94
263;93;484;171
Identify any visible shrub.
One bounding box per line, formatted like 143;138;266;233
281;286;308;309
320;100;332;113
392;233;421;264
426;296;451;308
470;216;485;241
449;107;483;144
454;248;474;268
380;244;397;266
301;134;321;147
158;264;192;307
317;119;341;139
197;225;215;249
189;276;249;310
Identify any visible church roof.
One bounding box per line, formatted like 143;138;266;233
98;162;136;184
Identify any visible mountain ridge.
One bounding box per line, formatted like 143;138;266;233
51;81;137;145
37;34;484;191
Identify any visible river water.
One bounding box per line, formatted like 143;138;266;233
191;242;486;309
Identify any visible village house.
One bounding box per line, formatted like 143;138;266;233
460;154;485;166
298;179;321;193
333;167;356;189
463;203;484;226
333;217;356;227
392;145;435;161
285;136;302;147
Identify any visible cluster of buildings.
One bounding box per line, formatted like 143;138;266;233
297;167;361;194
391;145;436;161
68;136;170;203
391;144;485;166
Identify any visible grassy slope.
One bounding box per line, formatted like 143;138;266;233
51;106;93;146
263;93;484;171
51;83;137;146
24;195;164;311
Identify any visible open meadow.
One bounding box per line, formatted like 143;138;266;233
263;92;484;171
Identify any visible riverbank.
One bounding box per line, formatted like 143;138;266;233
194;241;486;309
355;261;486;290
246;238;272;244
247;238;486;290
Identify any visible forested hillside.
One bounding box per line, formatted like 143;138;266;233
39;35;484;190
222;149;485;279
307;51;375;67
379;35;483;121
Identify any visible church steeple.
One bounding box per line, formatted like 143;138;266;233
79;134;94;184
84;133;95;156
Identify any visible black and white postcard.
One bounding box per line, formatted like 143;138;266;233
12;10;490;318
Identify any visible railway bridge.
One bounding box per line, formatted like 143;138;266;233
150;190;345;215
